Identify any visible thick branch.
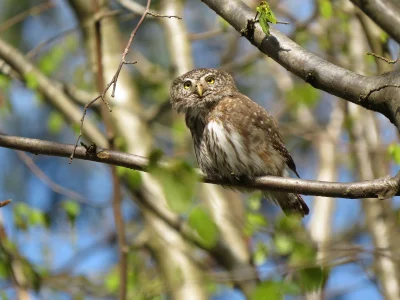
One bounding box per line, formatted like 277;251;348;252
1;133;399;199
350;0;400;44
200;0;400;129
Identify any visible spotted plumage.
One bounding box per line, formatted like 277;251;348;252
170;68;309;216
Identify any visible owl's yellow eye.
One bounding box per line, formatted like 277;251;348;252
184;81;191;89
206;76;215;84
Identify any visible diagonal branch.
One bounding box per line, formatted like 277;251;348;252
1;133;399;199
0;37;108;148
350;0;400;44
200;0;400;130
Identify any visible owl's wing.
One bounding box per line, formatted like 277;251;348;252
271;134;301;178
217;93;301;178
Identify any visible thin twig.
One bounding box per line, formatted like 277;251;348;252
366;52;398;65
92;0;128;298
26;27;78;60
0;0;55;33
0;199;11;208
69;0;183;162
147;11;182;19
16;151;96;206
117;0;181;19
189;28;223;41
70;1;154;162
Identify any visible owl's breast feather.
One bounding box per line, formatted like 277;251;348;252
201;120;274;178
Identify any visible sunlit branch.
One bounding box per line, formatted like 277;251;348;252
1;133;399;199
200;0;400;131
350;0;400;44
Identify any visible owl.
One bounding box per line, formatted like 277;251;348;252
170;68;309;216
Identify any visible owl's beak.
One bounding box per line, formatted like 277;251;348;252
196;83;203;97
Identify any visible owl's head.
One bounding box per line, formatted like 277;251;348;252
170;68;238;114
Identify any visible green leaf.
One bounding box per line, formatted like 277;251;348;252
254;242;269;265
251;281;282;300
14;203;46;229
172;118;187;146
47;111;64;134
218;16;230;32
188;207;218;248
25;72;39;90
388;144;400;164
114;136;128;152
0;74;10;90
149;158;198;213
274;234;294;255
105;268;119;292
259;14;271;36
0;290;8;300
290;243;316;265
62;200;81;225
148;149;164;169
127;170;142;190
28;210;46;227
286;83;320;108
38;45;66;75
257;1;277;36
71;123;80;135
319;0;333;19
296;266;326;291
0;260;9;279
14;203;30;217
248;191;262;211
245;212;268;236
276;214;302;232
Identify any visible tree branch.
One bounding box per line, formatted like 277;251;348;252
200;0;400;130
1;133;399;199
0;37;108;147
350;0;400;44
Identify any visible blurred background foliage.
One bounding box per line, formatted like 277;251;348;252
0;0;399;299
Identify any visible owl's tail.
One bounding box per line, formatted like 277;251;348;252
264;191;309;217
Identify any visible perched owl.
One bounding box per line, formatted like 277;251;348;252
170;68;309;216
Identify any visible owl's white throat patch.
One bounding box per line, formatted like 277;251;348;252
205;121;266;176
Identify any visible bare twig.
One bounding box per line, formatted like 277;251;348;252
2;134;400;199
366;52;398;65
16;151;96;206
70;0;154;162
189;28;223;41
117;0;182;19
0;37;108;148
0;0;55;33
26;27;78;60
0;199;11;207
69;0;183;162
92;0;127;297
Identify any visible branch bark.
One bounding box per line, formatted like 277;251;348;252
1;133;399;199
0;37;108;148
160;0;257;295
67;0;208;298
347;14;400;299
350;0;400;44
200;0;400;130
